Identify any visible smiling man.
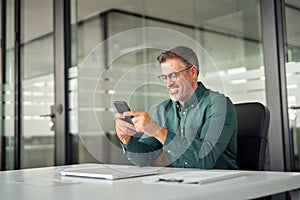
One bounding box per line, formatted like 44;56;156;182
115;46;238;169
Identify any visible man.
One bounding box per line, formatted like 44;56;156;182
115;46;238;169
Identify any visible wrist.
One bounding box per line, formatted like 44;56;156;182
153;126;168;144
119;135;131;145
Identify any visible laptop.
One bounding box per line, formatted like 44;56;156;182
60;165;159;180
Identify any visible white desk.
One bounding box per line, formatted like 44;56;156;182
0;164;300;200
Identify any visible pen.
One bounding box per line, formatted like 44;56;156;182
157;178;184;183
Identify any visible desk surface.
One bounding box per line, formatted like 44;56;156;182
0;164;300;200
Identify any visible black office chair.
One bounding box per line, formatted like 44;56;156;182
235;102;270;171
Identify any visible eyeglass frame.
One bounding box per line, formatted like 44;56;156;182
157;65;193;82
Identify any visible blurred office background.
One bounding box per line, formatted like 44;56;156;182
0;0;299;172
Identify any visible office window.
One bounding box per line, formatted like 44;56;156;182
74;0;265;165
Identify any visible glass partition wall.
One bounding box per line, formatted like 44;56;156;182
2;0;16;170
20;0;54;168
1;0;56;170
1;0;54;170
0;0;3;170
285;0;300;170
74;0;266;166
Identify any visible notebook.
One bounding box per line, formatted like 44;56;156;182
60;165;159;180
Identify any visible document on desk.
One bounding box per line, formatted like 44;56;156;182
143;170;245;185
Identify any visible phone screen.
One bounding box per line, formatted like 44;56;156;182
113;101;133;124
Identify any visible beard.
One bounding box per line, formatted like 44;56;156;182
168;82;194;102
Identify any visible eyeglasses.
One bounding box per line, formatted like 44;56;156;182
157;66;193;82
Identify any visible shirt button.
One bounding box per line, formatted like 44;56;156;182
167;150;171;153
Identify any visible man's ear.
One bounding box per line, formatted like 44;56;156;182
191;65;199;78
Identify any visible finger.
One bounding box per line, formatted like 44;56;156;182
116;118;135;128
117;125;136;136
120;126;136;136
116;124;132;136
115;112;125;119
123;110;143;117
116;119;136;135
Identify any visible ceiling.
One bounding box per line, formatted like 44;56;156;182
75;0;300;46
21;0;300;48
76;0;261;40
13;0;298;80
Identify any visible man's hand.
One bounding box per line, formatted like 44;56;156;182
123;111;168;144
115;113;136;145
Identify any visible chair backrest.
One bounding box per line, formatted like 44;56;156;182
235;102;270;171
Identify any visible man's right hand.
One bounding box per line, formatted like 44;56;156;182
115;113;136;145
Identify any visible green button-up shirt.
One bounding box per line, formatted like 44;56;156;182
122;82;238;169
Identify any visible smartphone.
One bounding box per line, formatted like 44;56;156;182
113;101;133;124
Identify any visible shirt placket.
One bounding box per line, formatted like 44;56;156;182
181;104;195;168
180;107;188;137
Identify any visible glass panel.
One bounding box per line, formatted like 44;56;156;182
0;0;2;169
285;0;300;170
75;0;264;165
20;0;54;168
3;0;15;170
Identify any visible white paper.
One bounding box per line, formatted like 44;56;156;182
143;170;245;185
